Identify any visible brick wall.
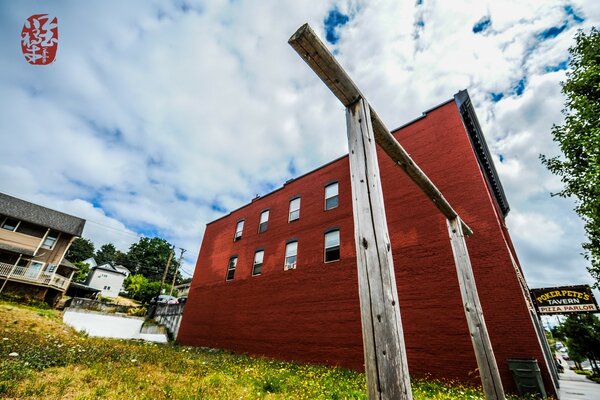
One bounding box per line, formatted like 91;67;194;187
178;100;554;396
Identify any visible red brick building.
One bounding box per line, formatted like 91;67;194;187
178;90;556;396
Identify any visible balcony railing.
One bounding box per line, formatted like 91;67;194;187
0;262;70;291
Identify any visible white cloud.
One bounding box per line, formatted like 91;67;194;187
0;0;598;285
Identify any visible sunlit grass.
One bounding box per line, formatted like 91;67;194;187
0;301;500;399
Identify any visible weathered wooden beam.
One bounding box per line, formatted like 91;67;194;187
347;98;412;400
289;23;472;235
447;217;505;400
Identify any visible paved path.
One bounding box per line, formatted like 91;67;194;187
558;365;600;400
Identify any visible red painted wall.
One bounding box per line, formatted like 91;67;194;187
178;99;554;396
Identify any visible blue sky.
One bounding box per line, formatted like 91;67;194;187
0;0;599;291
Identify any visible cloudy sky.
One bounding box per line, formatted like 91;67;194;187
0;1;598;289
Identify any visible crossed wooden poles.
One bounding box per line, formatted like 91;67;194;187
289;24;505;400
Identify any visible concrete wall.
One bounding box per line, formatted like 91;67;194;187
63;308;167;343
177;100;553;396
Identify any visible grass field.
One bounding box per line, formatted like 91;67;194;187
0;301;492;399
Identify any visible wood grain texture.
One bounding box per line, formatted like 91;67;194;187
347;98;412;400
447;217;505;400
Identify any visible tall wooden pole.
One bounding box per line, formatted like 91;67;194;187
447;217;505;400
347;98;412;400
159;246;175;295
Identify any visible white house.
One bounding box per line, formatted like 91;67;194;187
86;262;127;298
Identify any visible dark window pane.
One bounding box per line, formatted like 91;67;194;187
1;218;19;231
325;246;340;262
325;196;338;210
253;262;263;275
259;222;268;233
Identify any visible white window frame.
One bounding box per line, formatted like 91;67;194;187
252;250;264;276
258;210;269;233
234;220;244;241
284;241;298;270
325;182;339;210
41;231;59;250
324;229;341;263
226;256;238;281
289;197;301;222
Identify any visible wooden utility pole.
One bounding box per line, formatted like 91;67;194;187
289;23;505;400
159;246;175;295
169;248;186;297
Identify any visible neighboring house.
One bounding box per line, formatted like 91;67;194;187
0;192;85;306
178;91;556;397
86;262;127;298
114;265;131;293
174;282;190;297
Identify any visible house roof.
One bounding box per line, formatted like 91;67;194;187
92;263;128;276
60;259;78;270
0;193;86;236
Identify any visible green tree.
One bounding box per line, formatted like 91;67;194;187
125;237;180;283
557;314;600;374
94;243;127;266
541;28;600;284
72;261;90;283
123;274;169;303
65;238;95;262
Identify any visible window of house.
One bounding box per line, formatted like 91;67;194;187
26;261;44;278
234;220;244;241
41;230;59;249
252;250;264;276
1;217;19;231
258;210;269;233
226;256;238;281
325;182;339;210
324;229;340;262
284;241;298;270
289;197;300;222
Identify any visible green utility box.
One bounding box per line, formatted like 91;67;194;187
507;358;547;398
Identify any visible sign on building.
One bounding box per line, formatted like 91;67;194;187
530;285;599;314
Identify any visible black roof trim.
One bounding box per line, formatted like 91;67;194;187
0;192;85;236
454;90;510;217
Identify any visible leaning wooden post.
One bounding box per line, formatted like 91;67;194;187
347;98;412;400
447;217;505;400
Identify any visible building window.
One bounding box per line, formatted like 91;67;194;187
1;217;19;231
226;256;238;281
284;241;298;270
289;197;300;222
41;230;59;250
252;250;264;276
324;229;340;262
234;220;244;241
26;261;44;278
258;210;269;233
325;182;339;210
